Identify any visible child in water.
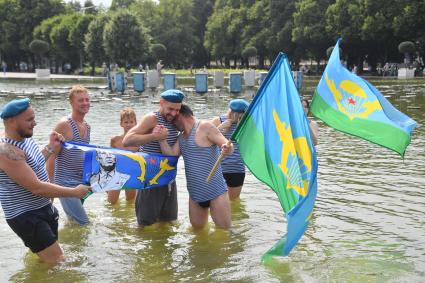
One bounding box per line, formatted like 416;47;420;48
108;108;139;204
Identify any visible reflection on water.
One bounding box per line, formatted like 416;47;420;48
0;78;424;282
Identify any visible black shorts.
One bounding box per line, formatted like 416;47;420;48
135;181;178;226
198;200;211;208
6;204;59;253
223;173;246;187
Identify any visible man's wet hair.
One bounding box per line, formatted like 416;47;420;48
179;104;193;117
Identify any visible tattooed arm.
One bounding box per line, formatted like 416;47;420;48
0;143;90;198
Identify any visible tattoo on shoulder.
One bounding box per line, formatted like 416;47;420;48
0;144;25;161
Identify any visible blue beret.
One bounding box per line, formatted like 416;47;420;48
1;98;31;119
229;99;249;113
160;89;185;103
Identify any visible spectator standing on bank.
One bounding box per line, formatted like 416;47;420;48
2;61;6;75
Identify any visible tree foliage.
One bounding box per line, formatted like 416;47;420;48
150;44;167;62
84;15;108;74
2;0;425;72
103;10;151;67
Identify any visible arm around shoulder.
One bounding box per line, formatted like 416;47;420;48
122;114;157;147
159;138;180;156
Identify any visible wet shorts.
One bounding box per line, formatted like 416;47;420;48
6;204;59;253
198;200;211;208
135;181;178;226
223;173;246;187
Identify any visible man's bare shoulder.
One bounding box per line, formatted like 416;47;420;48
53;117;73;136
210;116;221;126
110;135;123;146
55;117;71;129
142;112;157;121
0;143;25;162
133;113;157;131
199;120;217;131
111;135;122;142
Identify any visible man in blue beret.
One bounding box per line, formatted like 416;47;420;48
154;104;234;229
123;89;184;226
0;98;90;263
211;98;250;201
0;98;30;119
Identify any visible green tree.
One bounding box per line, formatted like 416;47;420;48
191;0;215;67
359;0;404;71
393;0;425;59
205;1;245;67
17;0;65;66
69;14;95;73
242;1;271;68
50;13;80;70
0;0;65;70
29;39;50;68
33;15;64;72
83;0;98;15
293;0;333;72
150;43;167;62
326;0;365;69
84;15;108;75
268;0;301;65
0;0;20;66
110;0;135;10
398;41;416;65
241;46;257;68
152;0;198;68
103;10;151;68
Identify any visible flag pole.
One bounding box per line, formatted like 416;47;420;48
206;140;231;182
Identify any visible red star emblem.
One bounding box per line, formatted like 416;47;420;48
149;158;156;164
348;97;356;105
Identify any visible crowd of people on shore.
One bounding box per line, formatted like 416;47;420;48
0;85;317;264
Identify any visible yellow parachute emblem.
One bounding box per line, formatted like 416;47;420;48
273;110;311;197
121;153;175;186
121;153;147;182
325;73;381;120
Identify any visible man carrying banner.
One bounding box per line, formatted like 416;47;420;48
123;89;183;226
0;98;90;263
156;104;233;229
46;85;92;225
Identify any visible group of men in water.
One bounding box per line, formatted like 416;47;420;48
0;84;318;264
0;85;253;263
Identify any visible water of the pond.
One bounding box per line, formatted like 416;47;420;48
0;78;424;282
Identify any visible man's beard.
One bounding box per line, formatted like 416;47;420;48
165;114;175;122
17;128;33;138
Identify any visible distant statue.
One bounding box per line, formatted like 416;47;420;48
156;60;164;76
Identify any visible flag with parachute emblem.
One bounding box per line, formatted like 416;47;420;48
232;53;318;258
311;39;417;156
62;142;178;197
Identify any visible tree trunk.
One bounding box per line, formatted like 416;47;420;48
91;61;95;76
